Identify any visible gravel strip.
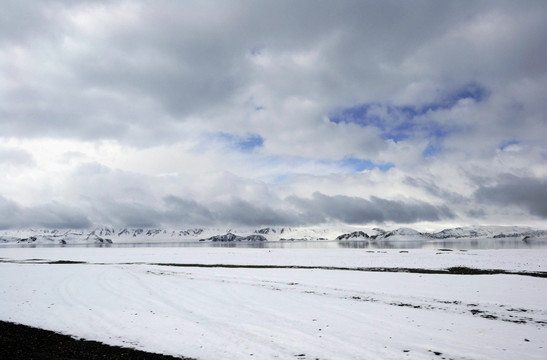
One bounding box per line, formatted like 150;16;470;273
0;321;195;359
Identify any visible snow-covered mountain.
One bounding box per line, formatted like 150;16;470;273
336;231;369;240
0;225;546;245
0;229;114;245
427;226;547;240
334;225;547;242
0;226;334;245
201;233;267;242
376;227;425;240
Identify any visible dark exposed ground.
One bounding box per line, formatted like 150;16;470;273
2;258;546;278
0;321;195;360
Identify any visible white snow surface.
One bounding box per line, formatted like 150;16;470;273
1;247;546;360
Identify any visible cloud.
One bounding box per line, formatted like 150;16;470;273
163;196;216;226
287;192;454;225
86;192;455;228
71;195;300;228
100;201;162;228
24;202;93;229
2;1;542;148
163;196;297;227
216;198;296;226
0;1;546;229
0;196;91;229
475;175;547;218
403;177;467;204
0;147;35;167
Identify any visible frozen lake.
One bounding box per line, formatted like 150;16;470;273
4;237;547;249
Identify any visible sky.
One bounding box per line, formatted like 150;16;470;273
1;0;546;230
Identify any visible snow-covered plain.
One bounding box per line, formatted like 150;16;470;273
1;247;546;359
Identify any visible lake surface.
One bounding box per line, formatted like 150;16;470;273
5;237;547;249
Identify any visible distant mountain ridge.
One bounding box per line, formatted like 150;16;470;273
336;226;547;241
0;225;546;245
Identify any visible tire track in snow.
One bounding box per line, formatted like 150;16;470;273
2;261;545;359
4;258;547;327
142;265;547;328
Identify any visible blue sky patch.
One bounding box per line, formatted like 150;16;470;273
443;82;488;106
261;155;394;178
422;143;443;157
499;140;520;151
216;132;264;152
326;157;394;172
330;82;488;143
418;82;488;114
250;46;264;56
271;174;291;184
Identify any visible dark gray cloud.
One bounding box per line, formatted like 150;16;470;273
94;192;454;228
163;196;297;227
24;202;93;229
0;196;91;229
475;175;547;218
215;198;296;226
75;195;298;228
287;192;454;225
466;209;486;218
0;196;20;229
163;196;216;226
99;201;162;228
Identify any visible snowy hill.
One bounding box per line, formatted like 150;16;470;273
0;226;336;245
0;229;113;245
201;233;267;242
427;226;547;239
0;225;546;245
377;227;425;240
334;226;547;242
336;231;369;240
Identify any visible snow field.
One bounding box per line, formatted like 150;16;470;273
0;247;546;359
1;247;546;272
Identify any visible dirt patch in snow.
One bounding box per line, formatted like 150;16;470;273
0;321;194;360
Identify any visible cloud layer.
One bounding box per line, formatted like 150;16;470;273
1;1;546;229
475;175;547;218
